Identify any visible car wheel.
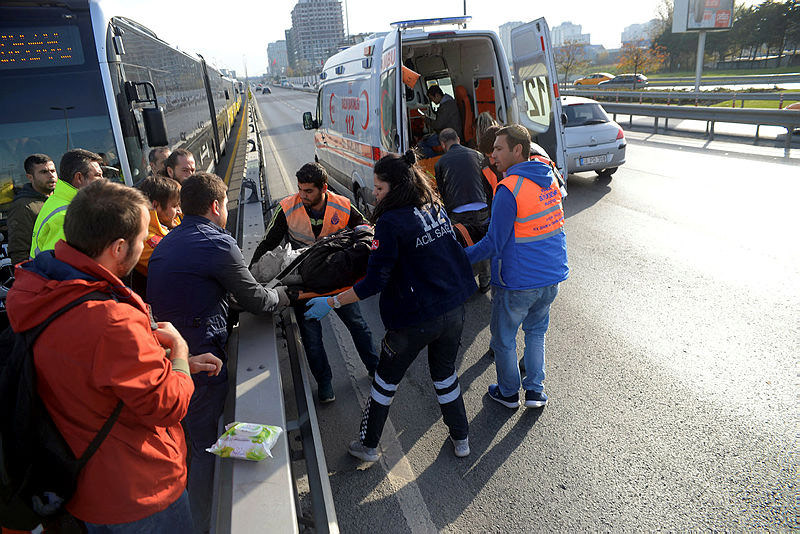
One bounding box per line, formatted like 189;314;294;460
597;167;617;178
355;188;372;220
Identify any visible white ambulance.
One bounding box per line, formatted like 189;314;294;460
302;16;567;215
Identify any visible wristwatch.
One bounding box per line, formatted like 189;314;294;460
330;295;342;309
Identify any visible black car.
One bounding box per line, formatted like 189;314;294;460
262;87;271;94
598;74;648;89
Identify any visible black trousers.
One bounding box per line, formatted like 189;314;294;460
360;305;469;448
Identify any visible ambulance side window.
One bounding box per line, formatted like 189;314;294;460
380;68;398;151
316;91;323;127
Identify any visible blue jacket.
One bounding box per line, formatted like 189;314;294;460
353;204;476;330
147;215;276;384
466;161;569;290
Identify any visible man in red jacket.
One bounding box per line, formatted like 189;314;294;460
6;180;206;532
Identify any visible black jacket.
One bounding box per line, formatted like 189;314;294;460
434;144;487;214
7;183;48;264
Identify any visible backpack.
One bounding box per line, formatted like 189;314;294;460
0;291;123;530
283;226;374;294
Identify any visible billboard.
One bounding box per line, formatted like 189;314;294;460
673;0;734;33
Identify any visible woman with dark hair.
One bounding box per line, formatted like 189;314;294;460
305;150;476;462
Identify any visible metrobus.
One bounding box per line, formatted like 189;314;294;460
0;0;242;205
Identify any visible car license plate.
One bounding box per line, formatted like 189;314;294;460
578;154;608;166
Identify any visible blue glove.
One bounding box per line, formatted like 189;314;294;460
304;297;332;321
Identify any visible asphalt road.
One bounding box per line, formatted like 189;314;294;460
254;87;798;532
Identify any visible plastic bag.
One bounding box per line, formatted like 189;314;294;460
206;422;282;461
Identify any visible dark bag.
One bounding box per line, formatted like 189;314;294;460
0;291;123;530
295;226;375;293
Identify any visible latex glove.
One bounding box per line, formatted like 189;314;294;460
305;297;332;321
275;286;290;307
188;353;223;376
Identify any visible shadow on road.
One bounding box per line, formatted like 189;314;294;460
562;173;613;220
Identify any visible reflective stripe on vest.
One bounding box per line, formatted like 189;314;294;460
31;204;68;257
279;191;351;246
499;169;564;245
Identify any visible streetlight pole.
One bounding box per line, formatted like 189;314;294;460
50;106;74;151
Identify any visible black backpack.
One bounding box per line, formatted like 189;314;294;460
0;291;123;530
295;226;375;294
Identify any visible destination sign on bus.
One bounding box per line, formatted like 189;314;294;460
0;25;84;70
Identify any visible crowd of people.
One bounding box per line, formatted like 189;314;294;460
2;118;568;531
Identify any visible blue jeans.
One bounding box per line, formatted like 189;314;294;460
490;284;559;397
85;491;192;533
184;381;229;534
295;301;378;385
419;134;441;158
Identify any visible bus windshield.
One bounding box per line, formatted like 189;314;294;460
0;5;116;204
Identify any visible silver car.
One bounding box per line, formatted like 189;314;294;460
561;96;626;177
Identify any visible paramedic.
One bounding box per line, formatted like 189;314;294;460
419;85;463;158
305;150;476;462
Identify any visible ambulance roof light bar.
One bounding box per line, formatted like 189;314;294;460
390;16;472;30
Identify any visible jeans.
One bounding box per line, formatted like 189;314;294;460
294;301;379;385
85;491;192;533
419;134;441;158
184;381;228;534
490;284;559;397
360;305;468;448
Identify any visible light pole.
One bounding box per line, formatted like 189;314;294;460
51;106;74;151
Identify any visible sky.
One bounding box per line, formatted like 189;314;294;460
101;0;761;76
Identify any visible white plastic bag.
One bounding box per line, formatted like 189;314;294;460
206;422;282;461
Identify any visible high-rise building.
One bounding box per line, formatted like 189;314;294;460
267;40;289;76
621;19;659;47
499;21;524;59
551;22;590;47
288;0;345;73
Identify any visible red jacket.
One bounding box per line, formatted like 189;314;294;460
6;241;195;525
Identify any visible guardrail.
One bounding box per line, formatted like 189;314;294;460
601;102;800;151
562;72;800;88
215;99;339;533
562;88;799;108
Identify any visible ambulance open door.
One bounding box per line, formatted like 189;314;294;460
379;27;408;153
510;19;568;180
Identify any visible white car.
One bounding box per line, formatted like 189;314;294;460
561;96;626;177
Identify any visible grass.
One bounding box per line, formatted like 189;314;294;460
582;64;800;79
710;98;800;109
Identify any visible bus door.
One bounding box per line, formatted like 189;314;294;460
379;27;407;154
510;19;568;180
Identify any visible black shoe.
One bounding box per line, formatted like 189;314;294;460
318;382;335;403
524;390;548;408
487;384;519;409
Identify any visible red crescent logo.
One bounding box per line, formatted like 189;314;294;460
361;89;369;130
329;93;335;125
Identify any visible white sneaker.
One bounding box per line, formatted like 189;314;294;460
348;440;379;462
451;437;470;458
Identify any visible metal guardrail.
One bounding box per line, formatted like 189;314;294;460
562;89;800;108
561;73;800;88
602;102;800;151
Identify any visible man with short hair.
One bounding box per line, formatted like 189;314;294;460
29;149;104;259
148;147;171;176
434;128;491;292
250;162;379;403
147;172;285;534
419;84;463;158
465;124;569;410
7;154;57;264
6;180;197;531
163;148;196;183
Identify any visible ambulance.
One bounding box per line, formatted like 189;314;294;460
302;16;567;215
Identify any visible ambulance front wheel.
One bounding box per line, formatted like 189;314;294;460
356;188;372;220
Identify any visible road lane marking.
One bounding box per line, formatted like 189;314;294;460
327;316;438;534
255;102;294;193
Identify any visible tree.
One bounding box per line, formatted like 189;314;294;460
555;40;590;85
617;40;667;75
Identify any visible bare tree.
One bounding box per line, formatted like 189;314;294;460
555;39;590;85
618;40;667;76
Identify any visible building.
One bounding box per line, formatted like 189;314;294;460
288;0;345;74
551;22;590;47
498;21;524;59
267;40;289;76
621;19;659;47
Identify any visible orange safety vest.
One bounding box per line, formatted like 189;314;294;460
498;161;564;244
279;191;351;246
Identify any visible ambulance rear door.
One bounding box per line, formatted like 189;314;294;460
510;19;568;179
379;27;408;154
